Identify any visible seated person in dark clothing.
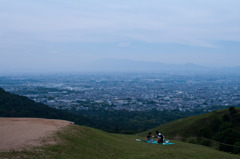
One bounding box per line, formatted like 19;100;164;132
156;130;165;143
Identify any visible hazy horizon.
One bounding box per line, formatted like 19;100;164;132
1;0;240;73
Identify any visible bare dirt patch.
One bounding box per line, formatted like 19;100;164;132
0;118;73;152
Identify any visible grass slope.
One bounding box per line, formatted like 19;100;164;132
141;109;239;138
140;108;240;154
0;124;238;159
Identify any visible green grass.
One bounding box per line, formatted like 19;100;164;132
140;109;229;138
0;124;239;159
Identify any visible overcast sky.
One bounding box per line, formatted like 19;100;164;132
1;0;240;72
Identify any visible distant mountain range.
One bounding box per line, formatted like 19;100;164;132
1;59;239;74
82;59;240;72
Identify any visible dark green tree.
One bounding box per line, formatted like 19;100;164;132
229;106;237;115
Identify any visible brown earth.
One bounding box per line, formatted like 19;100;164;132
0;118;73;152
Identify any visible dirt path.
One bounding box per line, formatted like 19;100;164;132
0;118;73;152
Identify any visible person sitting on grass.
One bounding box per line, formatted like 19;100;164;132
147;132;154;143
156;130;165;144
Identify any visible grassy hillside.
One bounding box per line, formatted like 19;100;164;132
0;124;239;159
0;88;93;126
141;108;240;138
140;108;240;153
141;110;226;137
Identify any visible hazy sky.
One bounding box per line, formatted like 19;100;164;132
1;0;240;72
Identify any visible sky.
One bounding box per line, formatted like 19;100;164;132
1;0;240;72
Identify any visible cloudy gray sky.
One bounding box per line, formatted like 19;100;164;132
1;0;240;72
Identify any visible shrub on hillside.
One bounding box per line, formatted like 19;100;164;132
210;117;222;132
187;137;198;144
218;122;233;132
200;138;211;147
198;127;211;138
232;114;240;126
222;114;231;122
233;142;240;154
229;106;237;115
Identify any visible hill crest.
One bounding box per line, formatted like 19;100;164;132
0;118;72;152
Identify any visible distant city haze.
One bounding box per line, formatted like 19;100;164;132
1;0;240;73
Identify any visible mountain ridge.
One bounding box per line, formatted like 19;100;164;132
82;59;240;73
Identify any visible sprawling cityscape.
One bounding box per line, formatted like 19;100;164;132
1;72;240;112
